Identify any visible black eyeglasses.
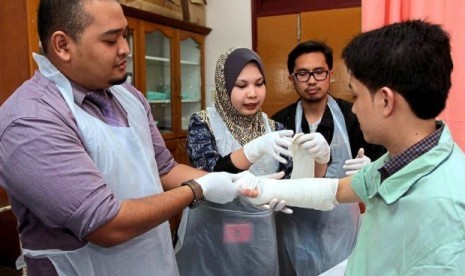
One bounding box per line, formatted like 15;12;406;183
292;69;329;82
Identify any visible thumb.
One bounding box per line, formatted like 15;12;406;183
357;148;365;158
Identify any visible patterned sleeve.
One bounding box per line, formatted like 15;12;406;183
186;113;222;172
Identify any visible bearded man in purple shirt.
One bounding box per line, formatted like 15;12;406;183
0;1;253;275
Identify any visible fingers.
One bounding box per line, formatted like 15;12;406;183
262;199;293;214
267;198;279;209
272;153;289;164
281;207;294;214
278;129;294;138
240;188;259;197
345;170;358;176
259;171;285;180
344;158;364;166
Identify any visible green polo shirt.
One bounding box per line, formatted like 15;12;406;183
347;126;465;275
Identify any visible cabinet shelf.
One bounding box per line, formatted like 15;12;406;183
148;99;201;103
146;56;170;62
181;60;200;65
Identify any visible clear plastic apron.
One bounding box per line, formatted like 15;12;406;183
275;96;360;276
22;54;179;276
175;107;279;276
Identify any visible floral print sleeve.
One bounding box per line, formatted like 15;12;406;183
186;113;222;172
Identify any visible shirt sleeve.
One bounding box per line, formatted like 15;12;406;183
1;115;121;239
186;113;223;172
350;167;371;204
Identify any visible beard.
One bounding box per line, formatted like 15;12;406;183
110;73;128;86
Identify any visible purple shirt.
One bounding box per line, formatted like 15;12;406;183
0;71;176;274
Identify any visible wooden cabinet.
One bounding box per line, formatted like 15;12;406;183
124;6;211;165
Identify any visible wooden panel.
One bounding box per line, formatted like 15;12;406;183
257;14;300;116
300;7;361;102
253;0;361;17
0;0;31;105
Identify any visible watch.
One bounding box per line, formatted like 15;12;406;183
181;179;204;208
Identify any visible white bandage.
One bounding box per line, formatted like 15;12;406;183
246;177;339;211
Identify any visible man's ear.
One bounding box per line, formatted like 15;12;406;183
50;31;71;62
288;74;293;82
379;87;394;117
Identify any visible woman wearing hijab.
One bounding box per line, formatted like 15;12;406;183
175;48;329;275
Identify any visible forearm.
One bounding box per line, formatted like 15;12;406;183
230;148;253;171
314;162;327;177
86;164;208;246
160;164;207;191
335;176;361;203
85;185;194;247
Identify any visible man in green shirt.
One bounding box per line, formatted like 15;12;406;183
243;19;465;275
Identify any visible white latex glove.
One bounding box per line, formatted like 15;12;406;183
253;171;293;214
293;132;330;164
195;172;244;204
264;198;294;214
243;130;294;164
343;148;371;176
240;174;339;211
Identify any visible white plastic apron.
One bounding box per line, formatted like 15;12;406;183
275;96;360;276
175;107;279;276
22;54;179;276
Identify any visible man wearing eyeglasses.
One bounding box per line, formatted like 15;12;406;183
271;40;386;276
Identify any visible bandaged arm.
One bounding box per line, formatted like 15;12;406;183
243;176;360;211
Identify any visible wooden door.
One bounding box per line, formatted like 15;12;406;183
256;7;361;116
256;14;299;116
300;7;361;102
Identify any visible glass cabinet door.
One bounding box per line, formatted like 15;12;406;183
180;36;202;130
145;30;172;133
126;28;135;86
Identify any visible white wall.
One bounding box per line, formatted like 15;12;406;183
204;0;252;106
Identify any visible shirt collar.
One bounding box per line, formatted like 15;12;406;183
379;122;444;182
376;122;450;204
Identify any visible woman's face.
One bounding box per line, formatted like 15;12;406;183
230;62;266;116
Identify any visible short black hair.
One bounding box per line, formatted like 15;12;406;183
342;20;453;119
287;40;333;75
38;0;93;55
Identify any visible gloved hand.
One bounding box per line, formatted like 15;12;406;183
243;130;294;164
263;198;293;214
195;172;244;204
293;132;330;164
343;148;371;176
239;173;339;211
253;171;293;214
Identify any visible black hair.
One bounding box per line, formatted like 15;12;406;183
342;19;453;119
38;0;93;55
287;40;333;75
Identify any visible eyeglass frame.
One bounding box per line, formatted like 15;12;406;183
291;69;330;82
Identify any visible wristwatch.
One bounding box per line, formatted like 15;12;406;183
181;179;204;208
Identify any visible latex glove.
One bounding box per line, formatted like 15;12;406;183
343;148;371;176
293;132;330;164
253;171;293;214
243;130;294;164
263;198;293;214
195;172;244;204
239;173;339;211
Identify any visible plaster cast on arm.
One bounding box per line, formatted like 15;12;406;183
237;172;339;211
